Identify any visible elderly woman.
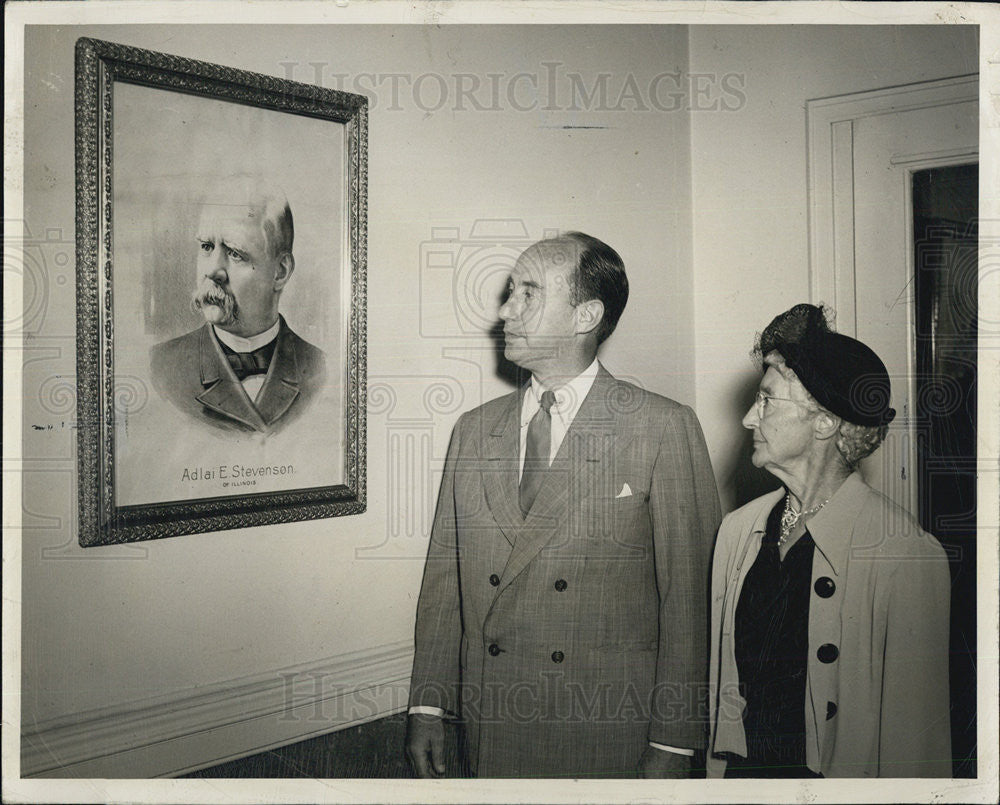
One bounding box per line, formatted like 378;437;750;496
707;304;952;778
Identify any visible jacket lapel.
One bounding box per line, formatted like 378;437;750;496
481;391;523;547
805;472;869;575
497;365;623;593
254;319;302;426
194;325;268;432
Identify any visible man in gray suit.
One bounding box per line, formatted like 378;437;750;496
150;190;326;434
406;233;721;778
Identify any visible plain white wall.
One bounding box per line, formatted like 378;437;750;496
21;24;694;726
688;24;978;511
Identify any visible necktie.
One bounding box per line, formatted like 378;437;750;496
519;390;556;516
223;343;274;380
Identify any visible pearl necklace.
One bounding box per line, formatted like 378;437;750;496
778;495;829;546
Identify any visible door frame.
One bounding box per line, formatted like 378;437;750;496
806;74;978;335
805;75;978;506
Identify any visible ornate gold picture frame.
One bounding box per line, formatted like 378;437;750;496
75;38;367;545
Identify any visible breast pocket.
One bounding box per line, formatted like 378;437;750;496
575;482;645;524
613;486;648;508
574;487;650;555
612;485;650;532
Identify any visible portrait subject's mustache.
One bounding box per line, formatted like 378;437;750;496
192;277;239;324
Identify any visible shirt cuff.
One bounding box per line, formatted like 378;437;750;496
408;705;447;718
648;742;695;756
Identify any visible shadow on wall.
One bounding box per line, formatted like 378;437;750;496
721;371;781;510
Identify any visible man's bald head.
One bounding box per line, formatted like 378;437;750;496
198;181;294;261
530;231;629;344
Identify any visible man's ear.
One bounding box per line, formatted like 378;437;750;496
576;299;605;336
813;410;841;441
273;253;295;290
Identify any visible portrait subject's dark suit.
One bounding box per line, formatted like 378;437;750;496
410;364;721;778
150;316;326;434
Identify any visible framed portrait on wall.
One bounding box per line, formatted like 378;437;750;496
74;37;367;545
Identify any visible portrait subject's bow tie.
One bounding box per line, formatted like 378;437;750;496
223;342;275;380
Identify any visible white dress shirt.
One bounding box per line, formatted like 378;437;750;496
213;320;280;403
517;358;599;478
411;359;692;758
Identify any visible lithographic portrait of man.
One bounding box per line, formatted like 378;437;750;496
150;183;327;435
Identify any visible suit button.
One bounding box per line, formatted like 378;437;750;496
489;574;500;587
826;701;838;720
814;576;836;598
554;579;568;592
488;643;501;657
817;643;839;663
551;651;564;664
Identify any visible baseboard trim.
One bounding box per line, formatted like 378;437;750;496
21;640;414;778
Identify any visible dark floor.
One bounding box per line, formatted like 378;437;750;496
183;710;974;779
182;713;464;778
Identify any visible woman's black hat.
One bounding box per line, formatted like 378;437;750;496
757;304;896;427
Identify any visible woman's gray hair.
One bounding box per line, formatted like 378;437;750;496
835;421;889;470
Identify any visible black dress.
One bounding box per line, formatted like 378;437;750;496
725;497;823;779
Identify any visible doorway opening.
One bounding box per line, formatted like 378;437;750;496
912;163;977;777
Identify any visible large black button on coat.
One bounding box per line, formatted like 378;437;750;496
814;576;836;598
817;643;839;663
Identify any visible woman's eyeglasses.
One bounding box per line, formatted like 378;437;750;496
754;390;811;418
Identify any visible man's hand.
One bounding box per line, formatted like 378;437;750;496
405;713;447;778
638;747;691;779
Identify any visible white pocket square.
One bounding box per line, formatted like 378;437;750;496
615;482;633;499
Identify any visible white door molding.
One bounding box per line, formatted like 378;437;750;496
806;75;979;336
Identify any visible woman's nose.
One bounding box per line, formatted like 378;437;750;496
499;297;517;321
